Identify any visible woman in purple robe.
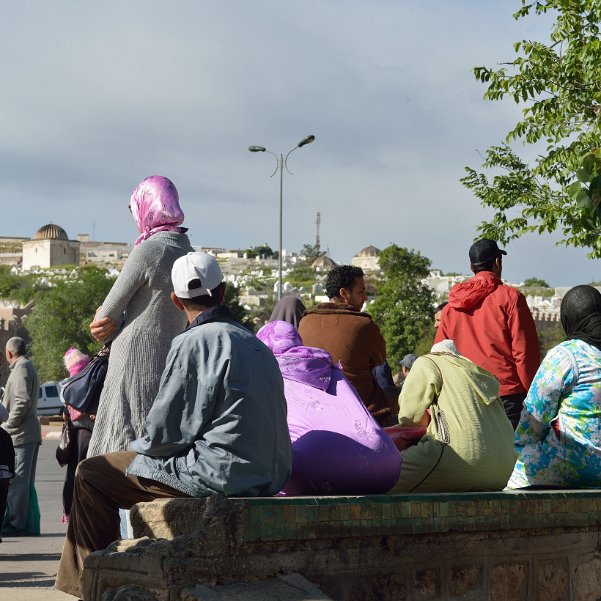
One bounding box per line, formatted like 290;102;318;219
257;320;401;495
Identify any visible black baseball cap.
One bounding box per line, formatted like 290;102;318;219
469;238;507;267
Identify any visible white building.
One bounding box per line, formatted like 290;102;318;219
351;245;381;271
22;224;80;271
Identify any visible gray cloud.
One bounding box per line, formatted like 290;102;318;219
0;1;597;285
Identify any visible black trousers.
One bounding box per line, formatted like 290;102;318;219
500;392;527;430
62;426;93;517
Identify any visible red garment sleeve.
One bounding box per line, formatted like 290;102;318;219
509;293;541;392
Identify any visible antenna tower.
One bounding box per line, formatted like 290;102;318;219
315;211;321;251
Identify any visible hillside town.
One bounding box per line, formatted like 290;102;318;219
0;222;571;362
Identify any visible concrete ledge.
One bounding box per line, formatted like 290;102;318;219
130;489;601;542
83;490;601;601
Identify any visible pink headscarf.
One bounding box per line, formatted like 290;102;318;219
63;347;90;377
130;176;187;246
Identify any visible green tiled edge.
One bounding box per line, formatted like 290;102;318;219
238;490;601;543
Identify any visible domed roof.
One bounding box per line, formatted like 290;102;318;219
356;245;381;257
34;224;69;241
312;255;337;269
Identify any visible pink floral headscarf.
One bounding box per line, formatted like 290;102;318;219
130;175;187;246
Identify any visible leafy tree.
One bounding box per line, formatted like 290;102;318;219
245;244;274;259
523;277;550;287
0;266;38;304
413;324;437;358
284;263;317;290
462;0;601;257
24;267;115;381
370;245;434;367
538;323;566;356
223;284;251;330
299;243;326;264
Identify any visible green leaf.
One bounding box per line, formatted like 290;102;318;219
576;190;593;208
583;155;595;175
567;181;583;198
576;168;590;183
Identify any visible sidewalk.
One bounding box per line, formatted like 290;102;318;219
0;422;74;599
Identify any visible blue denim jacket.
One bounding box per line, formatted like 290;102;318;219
127;307;292;496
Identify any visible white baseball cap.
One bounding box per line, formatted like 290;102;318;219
171;252;223;299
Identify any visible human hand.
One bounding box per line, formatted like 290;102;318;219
89;310;117;342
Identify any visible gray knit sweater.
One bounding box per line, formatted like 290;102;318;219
87;231;194;456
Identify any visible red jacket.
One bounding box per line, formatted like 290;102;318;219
435;271;540;396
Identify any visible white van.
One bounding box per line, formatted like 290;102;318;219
37;381;63;416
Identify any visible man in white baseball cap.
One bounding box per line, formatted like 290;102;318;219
170;251;225;299
56;252;292;598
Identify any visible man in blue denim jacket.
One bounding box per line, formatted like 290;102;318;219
56;252;292;599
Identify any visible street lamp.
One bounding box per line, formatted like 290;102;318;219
248;135;316;300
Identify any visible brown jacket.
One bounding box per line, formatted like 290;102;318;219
298;303;392;423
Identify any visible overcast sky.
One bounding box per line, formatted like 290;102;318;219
1;1;598;286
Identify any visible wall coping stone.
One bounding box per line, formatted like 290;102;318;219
130;489;601;543
85;490;601;601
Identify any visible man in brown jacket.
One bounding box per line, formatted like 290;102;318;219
299;265;394;425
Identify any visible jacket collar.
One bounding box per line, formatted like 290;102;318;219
473;270;502;283
8;355;25;371
309;302;372;318
187;305;234;331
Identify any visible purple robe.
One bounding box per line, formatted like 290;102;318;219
257;321;401;495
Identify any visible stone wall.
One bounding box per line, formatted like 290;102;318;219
0;302;32;386
83;490;601;601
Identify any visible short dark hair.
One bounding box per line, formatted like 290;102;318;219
434;302;448;314
326;265;364;299
472;257;498;273
178;282;224;310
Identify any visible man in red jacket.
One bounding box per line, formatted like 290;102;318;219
435;239;540;428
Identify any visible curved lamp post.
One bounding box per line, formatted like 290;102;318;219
249;135;316;299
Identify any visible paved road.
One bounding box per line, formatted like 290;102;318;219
0;423;74;599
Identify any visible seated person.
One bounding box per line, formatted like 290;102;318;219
396;353;417;391
270;295;306;328
257;320;401;495
508;285;601;489
390;340;516;493
298;265;394;425
55;253;292;599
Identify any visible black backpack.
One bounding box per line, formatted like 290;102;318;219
59;345;110;415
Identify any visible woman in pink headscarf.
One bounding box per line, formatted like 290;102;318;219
87;176;194;456
257;320;401;495
60;347;92;523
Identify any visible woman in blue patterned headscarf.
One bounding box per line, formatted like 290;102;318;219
507;285;601;488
